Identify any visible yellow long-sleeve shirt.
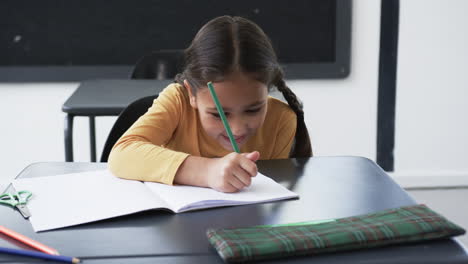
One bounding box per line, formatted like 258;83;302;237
108;83;296;185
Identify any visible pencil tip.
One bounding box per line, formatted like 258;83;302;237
72;257;81;263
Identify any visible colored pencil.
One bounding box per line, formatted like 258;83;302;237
0;247;80;263
207;81;240;153
0;225;59;255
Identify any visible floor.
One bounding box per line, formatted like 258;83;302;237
406;188;468;248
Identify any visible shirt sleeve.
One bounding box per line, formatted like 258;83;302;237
108;84;190;185
271;109;297;159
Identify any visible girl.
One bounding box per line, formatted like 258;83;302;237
108;16;312;193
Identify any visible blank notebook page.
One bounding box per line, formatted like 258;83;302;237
144;173;298;212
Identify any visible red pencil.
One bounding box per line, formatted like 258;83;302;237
0;225;59;255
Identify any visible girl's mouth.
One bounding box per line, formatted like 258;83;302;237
222;134;246;145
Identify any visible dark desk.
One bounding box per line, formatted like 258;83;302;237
1;157;467;263
62;79;172;162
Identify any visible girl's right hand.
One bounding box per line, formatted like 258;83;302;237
207;151;260;193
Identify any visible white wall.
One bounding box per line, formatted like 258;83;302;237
394;0;468;186
0;84;118;191
1;0;467;191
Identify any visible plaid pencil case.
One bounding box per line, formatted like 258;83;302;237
206;204;465;263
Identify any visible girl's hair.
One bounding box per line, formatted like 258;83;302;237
175;15;312;157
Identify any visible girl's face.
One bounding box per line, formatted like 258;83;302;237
186;72;268;151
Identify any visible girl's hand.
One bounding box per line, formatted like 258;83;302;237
207;151;260;193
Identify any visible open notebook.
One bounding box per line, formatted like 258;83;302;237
12;170;298;232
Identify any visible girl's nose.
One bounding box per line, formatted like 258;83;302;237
229;117;248;136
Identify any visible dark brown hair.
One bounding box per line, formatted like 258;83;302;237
175;16;312;157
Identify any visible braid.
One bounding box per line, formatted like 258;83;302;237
275;77;313;158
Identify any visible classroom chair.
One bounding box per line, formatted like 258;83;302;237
100;94;159;162
130;50;183;80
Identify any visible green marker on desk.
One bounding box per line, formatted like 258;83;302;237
207;82;240;153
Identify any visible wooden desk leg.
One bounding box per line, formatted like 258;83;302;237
64;114;74;162
89;116;97;162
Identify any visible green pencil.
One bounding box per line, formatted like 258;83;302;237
207;82;240;153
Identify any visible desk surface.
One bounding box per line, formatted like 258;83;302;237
62;79;172;115
1;157;467;263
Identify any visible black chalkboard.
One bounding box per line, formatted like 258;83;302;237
0;0;351;81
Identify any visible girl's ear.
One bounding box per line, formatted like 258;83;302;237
184;80;197;108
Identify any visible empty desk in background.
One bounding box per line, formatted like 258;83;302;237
62;79;172;162
1;156;467;263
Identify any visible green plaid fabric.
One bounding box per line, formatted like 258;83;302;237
206;204;465;263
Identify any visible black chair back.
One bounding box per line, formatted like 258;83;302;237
100;95;159;162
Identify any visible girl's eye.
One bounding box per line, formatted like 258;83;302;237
246;108;261;114
210;112;230;118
